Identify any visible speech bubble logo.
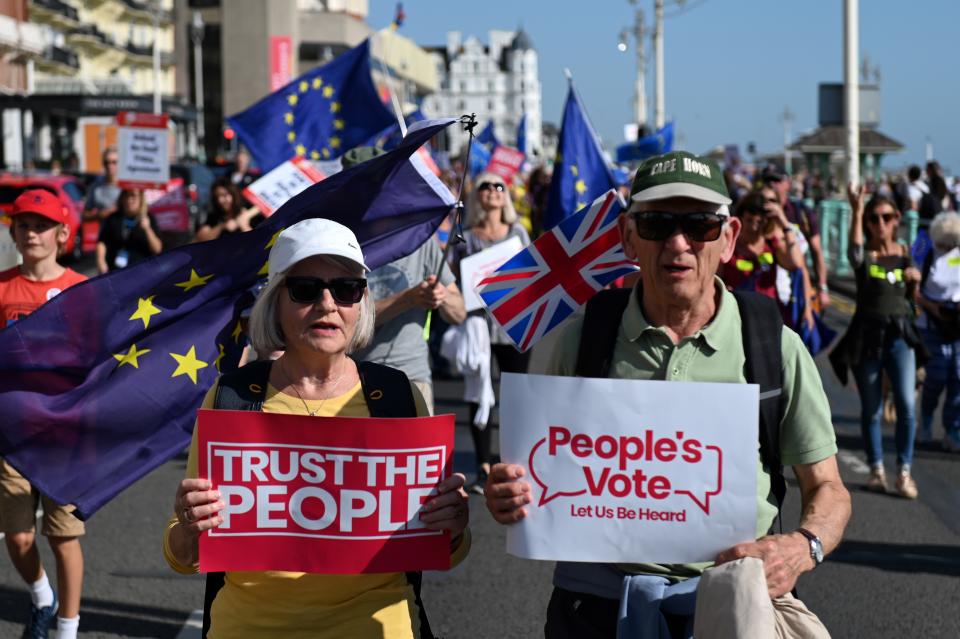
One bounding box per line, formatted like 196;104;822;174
671;445;722;515
528;437;588;506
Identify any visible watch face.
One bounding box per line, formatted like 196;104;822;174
812;539;824;564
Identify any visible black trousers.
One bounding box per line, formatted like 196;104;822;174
468;344;530;468
544;587;619;639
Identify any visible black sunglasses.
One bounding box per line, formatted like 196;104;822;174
284;276;366;305
477;181;505;193
867;213;897;225
631;211;726;242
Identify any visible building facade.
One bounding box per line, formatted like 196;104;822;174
175;0;437;161
422;29;542;159
0;0;189;171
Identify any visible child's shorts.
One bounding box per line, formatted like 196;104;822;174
0;459;85;537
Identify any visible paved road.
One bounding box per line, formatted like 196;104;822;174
0;293;957;638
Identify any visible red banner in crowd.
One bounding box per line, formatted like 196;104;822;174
197;409;455;574
269;36;294;91
484;145;525;181
145;177;190;233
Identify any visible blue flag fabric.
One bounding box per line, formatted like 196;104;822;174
615;123;675;164
0;120;457;519
544;84;618;231
366;109;426;151
476;122;499;149
227;39;396;171
469;141;492;177
516;114;527;155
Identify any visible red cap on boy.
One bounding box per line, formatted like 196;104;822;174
11;189;69;225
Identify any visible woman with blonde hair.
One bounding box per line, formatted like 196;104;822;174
163;218;469;638
449;172;530;494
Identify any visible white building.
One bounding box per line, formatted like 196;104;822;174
423;29;541;159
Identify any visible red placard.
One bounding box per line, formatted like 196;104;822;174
197;410;455;574
484;145;525;181
116;111;168;128
270;36;293;91
145;177;189;233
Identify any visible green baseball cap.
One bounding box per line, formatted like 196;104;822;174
630;151;731;207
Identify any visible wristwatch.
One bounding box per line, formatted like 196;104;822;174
796;527;824;568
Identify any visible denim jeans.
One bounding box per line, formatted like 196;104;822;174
852;337;917;467
920;325;960;442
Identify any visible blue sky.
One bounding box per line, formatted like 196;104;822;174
369;0;960;174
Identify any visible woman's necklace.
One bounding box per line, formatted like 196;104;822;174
280;362;344;417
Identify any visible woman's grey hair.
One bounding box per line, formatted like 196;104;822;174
465;171;518;227
247;255;375;355
930;212;960;250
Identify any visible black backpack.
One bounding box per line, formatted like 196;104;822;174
574;288;788;519
201;359;435;639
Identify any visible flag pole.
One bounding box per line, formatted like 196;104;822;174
423;114;477;340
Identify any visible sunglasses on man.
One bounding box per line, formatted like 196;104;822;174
477;181;505;193
284;276;367;305
631;211;727;242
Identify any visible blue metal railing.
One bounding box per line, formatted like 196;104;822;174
817;199;920;277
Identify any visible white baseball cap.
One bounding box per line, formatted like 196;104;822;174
267;218;370;281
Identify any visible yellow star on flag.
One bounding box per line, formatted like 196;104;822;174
333;119;345;130
284;112;294;125
576;201;587;209
310;150;320;160
322;148;331;159
265;228;283;249
287;131;296;142
175;269;214;292
231;320;244;343
287;94;298;106
329;136;341;149
330;101;340;113
299;80;308;93
570;165;579;177
213;343;226;372
169;346;208;384
257;260;269;276
113;343;150;369
295;144;306;156
129;296;162;330
312;77;323;89
575;179;587;194
322;85;335;98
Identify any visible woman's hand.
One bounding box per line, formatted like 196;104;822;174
847;182;866;216
419;473;469;542
904;266;921;285
139;214;152;231
764;201;791;231
174;478;225;536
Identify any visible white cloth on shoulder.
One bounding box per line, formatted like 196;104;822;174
440;315;495;427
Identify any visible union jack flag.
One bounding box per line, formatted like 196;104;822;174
477;190;637;352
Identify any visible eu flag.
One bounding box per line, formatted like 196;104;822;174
227;39;396;171
476;121;500;149
544;82;617;230
0;120;458;519
516;113;527;155
366;109;425;151
615;122;674;163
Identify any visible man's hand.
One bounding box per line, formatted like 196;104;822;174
715;532;813;598
484;463;531;524
818;290;831;310
410;275;447;310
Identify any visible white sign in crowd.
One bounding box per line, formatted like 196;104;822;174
500;373;759;564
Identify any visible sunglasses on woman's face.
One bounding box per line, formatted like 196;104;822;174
631;211;726;242
477;181;505;193
867;213;897;225
284;276;366;305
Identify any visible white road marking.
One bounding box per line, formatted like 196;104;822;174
175;610;203;639
837;450;870;474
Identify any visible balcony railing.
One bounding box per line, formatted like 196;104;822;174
121;0;172;23
66;24;117;50
39;45;80;71
29;0;80;23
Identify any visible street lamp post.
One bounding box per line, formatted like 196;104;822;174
653;0;665;129
844;0;859;186
152;0;161;115
190;11;206;161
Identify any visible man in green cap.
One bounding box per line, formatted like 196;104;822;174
483;151;850;636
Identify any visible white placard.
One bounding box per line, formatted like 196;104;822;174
243;157;325;216
500;373;758;564
117;126;169;189
459;236;523;312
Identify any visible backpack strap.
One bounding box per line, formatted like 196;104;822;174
575;288;633;377
732;291;787;519
357;360;418;418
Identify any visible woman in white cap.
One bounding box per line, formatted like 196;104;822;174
163;218;470;638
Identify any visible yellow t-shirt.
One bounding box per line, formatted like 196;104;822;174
162;379;470;639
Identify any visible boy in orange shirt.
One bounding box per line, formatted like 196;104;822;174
0;189;87;639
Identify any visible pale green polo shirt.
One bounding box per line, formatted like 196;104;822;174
548;278;837;583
